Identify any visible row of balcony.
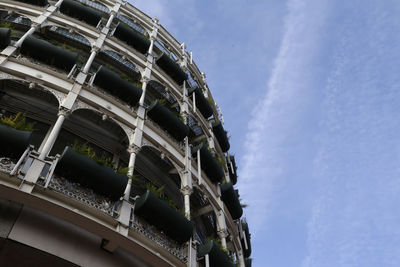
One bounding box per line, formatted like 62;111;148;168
0;98;246;258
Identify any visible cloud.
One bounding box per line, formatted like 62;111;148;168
238;0;330;239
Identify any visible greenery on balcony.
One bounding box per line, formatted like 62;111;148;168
54;145;128;201
147;100;189;141
188;87;213;119
0;27;10;49
20;36;78;71
93;65;143;106
134;189;194;243
60;0;102;27
197;240;235;267
14;0;48;7
156;53;188;86
212;121;230;152
0;113;33;159
192;143;224;184
220;183;243;220
113;23;150;54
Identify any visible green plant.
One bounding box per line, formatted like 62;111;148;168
71;141;114;168
206;97;215;107
0;112;35;131
145;183;180;211
216;156;225;167
119;73;142;87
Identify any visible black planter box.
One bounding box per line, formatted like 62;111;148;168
60;0;102;27
20;36;78;72
156;53;188;86
93;66;142;106
191;143;224;184
241;221;252;258
188;87;213;119
134;190;194;243
15;0;48;6
227;155;237;185
54;146;128;201
147;100;189;141
245;258;252;267
197;241;234;267
220;183;242;220
113;23;150;54
212;121;230;152
0;124;32;159
0;28;10;50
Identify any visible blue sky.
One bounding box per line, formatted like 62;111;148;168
133;1;400;266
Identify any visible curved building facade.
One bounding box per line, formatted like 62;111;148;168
0;0;252;266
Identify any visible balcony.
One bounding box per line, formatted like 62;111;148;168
60;0;103;27
197;240;235;267
93;65;143;107
192;143;224;184
20;36;78;72
220;183;242;220
146;100;189;142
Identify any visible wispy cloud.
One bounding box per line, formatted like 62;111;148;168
239;0;330;236
302;2;400;266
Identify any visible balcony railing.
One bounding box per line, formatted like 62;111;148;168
7;148;121;217
129;210;188;262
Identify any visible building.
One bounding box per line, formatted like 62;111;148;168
0;0;252;266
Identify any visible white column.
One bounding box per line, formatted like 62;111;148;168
38;107;69;160
123;144;141;201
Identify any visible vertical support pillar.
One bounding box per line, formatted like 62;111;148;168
38;107;69;160
216;209;228;250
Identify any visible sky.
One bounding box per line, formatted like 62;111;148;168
132;1;400;266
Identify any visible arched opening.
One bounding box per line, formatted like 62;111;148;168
0;10;32;41
131;145;182;210
51;108;129;163
145;80;179;107
0;79;59;150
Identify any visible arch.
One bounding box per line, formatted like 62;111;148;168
0;11;32;29
45;25;91;48
133;145;183;209
76;0;110;13
101;49;140;74
116;14;150;37
0;79;60;150
51;108;130;161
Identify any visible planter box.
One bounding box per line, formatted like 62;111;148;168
147;100;189;141
20;36;78;72
134;190;194;244
241;221;252;258
0;28;10;50
212;121;230;152
93;66;142;106
15;0;48;6
54;146;128;201
227;155;237;185
191;143;224;184
156;53;188;86
188;87;213;119
113;23;150;54
220;183;242;220
245;258;252;267
197;241;234;267
60;0;102;27
0;124;32;159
